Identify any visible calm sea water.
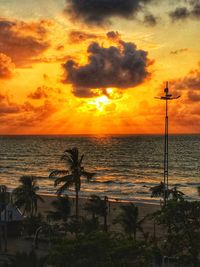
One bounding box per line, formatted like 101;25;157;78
0;135;199;202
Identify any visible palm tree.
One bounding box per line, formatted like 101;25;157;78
169;187;184;201
49;147;95;217
0;185;10;211
84;195;108;231
47;195;71;222
12;176;44;217
115;203;143;240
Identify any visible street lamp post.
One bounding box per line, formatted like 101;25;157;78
155;82;180;205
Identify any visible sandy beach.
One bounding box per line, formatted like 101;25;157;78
3;194;162;255
38;194;161;236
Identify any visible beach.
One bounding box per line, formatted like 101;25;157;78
3;195;161;255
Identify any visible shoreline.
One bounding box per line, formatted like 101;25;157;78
39;192;161;206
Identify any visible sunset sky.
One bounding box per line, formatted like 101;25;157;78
0;0;200;134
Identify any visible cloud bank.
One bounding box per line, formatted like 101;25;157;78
65;0;153;25
0;19;50;66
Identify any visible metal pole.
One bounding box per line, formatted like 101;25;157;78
155;82;180;205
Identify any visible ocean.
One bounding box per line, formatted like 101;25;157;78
0;135;199;203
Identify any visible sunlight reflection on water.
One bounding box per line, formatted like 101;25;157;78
0;134;199;201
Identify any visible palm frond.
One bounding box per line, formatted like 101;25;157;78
82;171;96;181
54;175;74;187
56;182;73;195
49;170;69;178
79;154;84;165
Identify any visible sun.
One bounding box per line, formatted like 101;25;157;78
88;95;110;112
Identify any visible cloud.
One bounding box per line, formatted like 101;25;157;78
65;0;153;26
68;30;98;43
187;91;200;102
0;94;20;115
169;7;190;20
143;14;157;26
0;19;50;66
171;62;200;102
63;39;150;97
106;31;121;42
169;1;200;21
170;48;188;55
28;86;49;100
0;53;15;79
171;62;200;90
19;100;57;126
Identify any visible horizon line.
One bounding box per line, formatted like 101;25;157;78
0;133;199;136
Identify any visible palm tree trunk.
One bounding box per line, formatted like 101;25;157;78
134;230;136;241
104;214;107;232
75;188;79;218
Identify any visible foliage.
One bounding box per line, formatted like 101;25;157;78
47;195;71;222
150;181;169;198
66;215;99;235
49;232;153;267
12;176;44;216
84;194;108;231
0;185;10;211
115;203;144;240
22;213;44;237
153;200;200;267
49;147;95;217
150;182;185;203
169;186;185;201
4;250;47;267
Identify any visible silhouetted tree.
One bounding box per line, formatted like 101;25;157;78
153;200;200;267
12;176;44;216
169;186;184;201
115;203;144;240
49;147;95;217
84;195;108;231
0;185;9;211
47;195;71;222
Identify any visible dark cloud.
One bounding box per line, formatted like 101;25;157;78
106;31;121;41
68;30;98;43
171;62;200;102
65;0;153;25
63;40;150;97
0;19;50;66
169;1;200;21
169;7;190;20
143;14;157;26
0;53;15;79
170;48;188;55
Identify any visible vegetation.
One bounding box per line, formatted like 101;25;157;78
84;195;108;231
49;147;95;217
47;195;71;222
114;203;144;241
0;185;10;211
49;232;153;267
12;176;44;216
150;182;185;202
4;251;47;267
152;199;200;267
1;147;199;267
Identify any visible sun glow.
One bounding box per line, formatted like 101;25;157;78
88;95;110;112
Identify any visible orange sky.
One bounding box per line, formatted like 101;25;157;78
0;0;200;134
